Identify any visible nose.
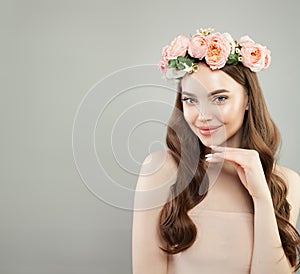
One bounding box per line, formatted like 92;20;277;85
197;112;212;122
196;104;213;122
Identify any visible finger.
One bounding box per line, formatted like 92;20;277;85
206;151;248;167
205;152;225;162
209;145;242;153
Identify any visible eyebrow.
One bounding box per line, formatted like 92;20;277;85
182;89;231;97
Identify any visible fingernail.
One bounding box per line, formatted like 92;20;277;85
209;145;219;149
206;157;213;162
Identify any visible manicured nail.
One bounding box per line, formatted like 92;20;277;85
206;156;216;162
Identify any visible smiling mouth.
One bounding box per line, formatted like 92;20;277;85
198;126;222;136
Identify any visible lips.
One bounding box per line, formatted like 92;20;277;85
198;125;222;136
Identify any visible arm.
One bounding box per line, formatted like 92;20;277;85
132;205;168;274
132;151;177;274
206;147;300;274
250;168;300;274
250;196;294;274
249;168;300;273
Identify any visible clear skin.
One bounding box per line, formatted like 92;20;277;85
181;63;249;148
180;63;298;272
132;63;300;274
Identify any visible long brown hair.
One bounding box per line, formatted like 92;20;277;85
159;62;300;270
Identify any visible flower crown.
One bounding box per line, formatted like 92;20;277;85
159;28;271;80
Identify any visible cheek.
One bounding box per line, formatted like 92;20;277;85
183;106;197;122
220;100;246;124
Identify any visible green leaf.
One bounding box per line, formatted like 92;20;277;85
226;53;239;65
168;59;177;68
177;56;185;62
177;63;185;70
185;58;193;66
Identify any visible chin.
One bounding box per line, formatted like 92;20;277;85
201;140;226;148
194;135;223;148
192;129;227;148
199;135;241;148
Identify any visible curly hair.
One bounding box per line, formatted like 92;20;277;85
158;62;300;271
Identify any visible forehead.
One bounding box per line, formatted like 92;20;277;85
181;64;244;95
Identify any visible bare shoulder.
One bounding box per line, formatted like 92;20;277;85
136;149;178;190
274;164;300;225
274;165;300;197
132;150;177;273
134;150;178;209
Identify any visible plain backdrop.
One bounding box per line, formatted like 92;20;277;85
1;0;299;273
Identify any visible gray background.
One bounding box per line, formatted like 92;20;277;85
1;0;299;273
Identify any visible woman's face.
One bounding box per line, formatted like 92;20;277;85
181;63;249;148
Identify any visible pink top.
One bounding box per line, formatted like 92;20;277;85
167;207;254;274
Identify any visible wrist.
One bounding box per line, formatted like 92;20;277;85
252;195;274;208
251;187;273;204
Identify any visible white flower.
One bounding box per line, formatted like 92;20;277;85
182;63;194;73
235;48;241;54
196;27;214;36
223;32;236;54
165;68;187;79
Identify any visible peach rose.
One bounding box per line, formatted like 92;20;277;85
188;33;207;59
167;35;189;59
223;32;236;54
159;45;170;74
239;35;255;47
264;48;271;69
161;45;169;63
240;42;267;72
159;60;167;74
205;32;231;69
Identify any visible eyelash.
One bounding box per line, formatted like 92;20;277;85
181;96;228;105
214;96;228;104
181;97;198;104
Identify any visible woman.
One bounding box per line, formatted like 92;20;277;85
132;28;300;274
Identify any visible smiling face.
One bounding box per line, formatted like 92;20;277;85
181;63;249;148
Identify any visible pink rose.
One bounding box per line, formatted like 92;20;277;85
239;35;255;47
205;32;231;69
188;33;207;59
223;32;236;54
167;35;189;59
159;60;167;74
161;45;169;63
159;45;170;74
264;48;271;69
240;42;267;72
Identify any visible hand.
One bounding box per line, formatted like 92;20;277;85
205;145;272;202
